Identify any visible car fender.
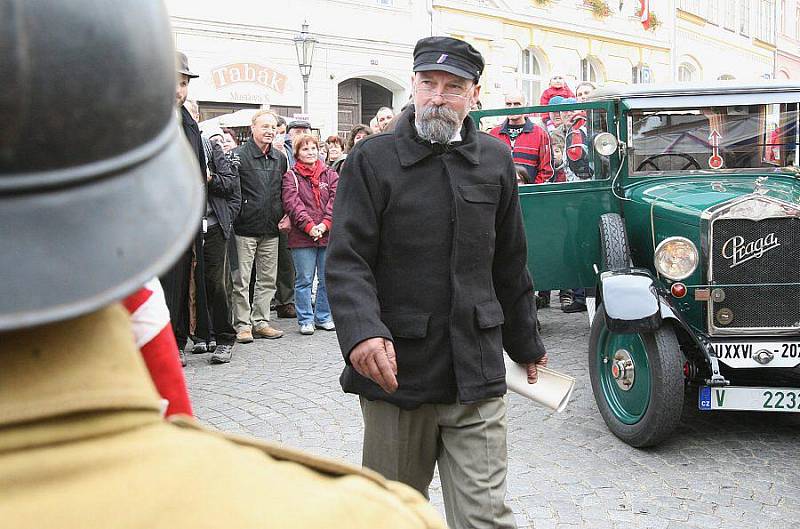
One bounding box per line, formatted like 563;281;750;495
598;268;662;334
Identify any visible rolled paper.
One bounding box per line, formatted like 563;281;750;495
504;355;576;412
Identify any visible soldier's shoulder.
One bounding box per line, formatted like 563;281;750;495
168;416;446;529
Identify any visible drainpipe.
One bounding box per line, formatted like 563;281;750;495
671;0;678;82
425;0;436;37
427;0;434;35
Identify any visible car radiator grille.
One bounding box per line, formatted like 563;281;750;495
711;217;800;331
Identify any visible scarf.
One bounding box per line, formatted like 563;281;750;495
294;158;326;207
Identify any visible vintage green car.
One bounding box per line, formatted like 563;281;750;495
472;82;800;447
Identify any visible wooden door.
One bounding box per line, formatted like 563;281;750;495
338;79;360;139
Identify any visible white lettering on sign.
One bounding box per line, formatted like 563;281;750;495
229;91;270;104
211;63;288;94
720;233;780;268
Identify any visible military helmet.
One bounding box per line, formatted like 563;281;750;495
0;0;204;331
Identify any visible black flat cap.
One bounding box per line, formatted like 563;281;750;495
413;36;484;82
287;120;311;131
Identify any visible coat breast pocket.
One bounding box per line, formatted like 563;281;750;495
382;312;431;389
458;184;501;205
475;300;505;381
458;184;500;236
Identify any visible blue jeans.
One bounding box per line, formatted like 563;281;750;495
291;247;332;326
572;287;586;305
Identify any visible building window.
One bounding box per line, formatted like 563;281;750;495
678;0;708;17
580;57;599;83
781;0;787;34
632;64;653;84
797;6;800;38
756;0;775;41
678;63;698;82
520;49;542;105
708;0;722;24
740;0;750;35
724;0;737;30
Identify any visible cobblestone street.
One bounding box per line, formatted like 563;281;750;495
184;307;800;529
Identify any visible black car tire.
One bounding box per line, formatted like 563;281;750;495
589;303;685;447
599;213;632;271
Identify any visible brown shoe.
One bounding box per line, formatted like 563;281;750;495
254;324;284;339
236;328;254;344
276;303;297;319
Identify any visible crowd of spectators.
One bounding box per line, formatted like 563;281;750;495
177;77;399;365
177;60;601;366
485;74;597;313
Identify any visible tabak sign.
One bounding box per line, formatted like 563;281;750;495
210;63;288;94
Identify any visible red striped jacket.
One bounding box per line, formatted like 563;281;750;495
490;119;554;184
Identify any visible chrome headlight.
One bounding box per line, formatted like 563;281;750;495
654;237;698;280
593;132;618;156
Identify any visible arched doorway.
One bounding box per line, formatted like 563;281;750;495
337;79;393;138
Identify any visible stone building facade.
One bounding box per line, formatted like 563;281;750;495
165;0;792;138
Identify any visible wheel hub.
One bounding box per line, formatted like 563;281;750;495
610;349;635;391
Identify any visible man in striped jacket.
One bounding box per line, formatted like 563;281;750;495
489;91;553;184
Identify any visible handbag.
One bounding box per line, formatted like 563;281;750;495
278;214;291;233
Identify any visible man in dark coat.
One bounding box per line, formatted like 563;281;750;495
230;110;286;342
326;37;548;529
196;129;241;363
160;51;204;364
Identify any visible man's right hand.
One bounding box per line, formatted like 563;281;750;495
349;337;398;394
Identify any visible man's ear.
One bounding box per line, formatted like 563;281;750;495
471;83;482;107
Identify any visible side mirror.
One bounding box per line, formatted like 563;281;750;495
594;132;618;156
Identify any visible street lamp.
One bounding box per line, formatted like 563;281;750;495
293;21;317;115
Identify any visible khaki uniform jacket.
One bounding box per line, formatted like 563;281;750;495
0;305;445;529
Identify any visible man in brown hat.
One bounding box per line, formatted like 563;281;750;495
327;36;548;529
160;51;205;365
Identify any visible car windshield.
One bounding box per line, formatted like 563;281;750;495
629;103;800;174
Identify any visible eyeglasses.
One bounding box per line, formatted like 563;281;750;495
414;86;470;102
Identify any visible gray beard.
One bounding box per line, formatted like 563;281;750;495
415;104;461;144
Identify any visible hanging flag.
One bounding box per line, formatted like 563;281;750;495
123;278;193;417
639;0;651;30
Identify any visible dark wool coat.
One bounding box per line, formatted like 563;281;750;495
326;107;546;410
206;140;241;240
232;140;286;238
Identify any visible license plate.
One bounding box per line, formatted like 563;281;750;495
699;386;800;412
710;341;800;369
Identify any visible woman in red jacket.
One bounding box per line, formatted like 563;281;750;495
282;134;339;335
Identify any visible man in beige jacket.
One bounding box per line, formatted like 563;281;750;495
0;2;444;528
